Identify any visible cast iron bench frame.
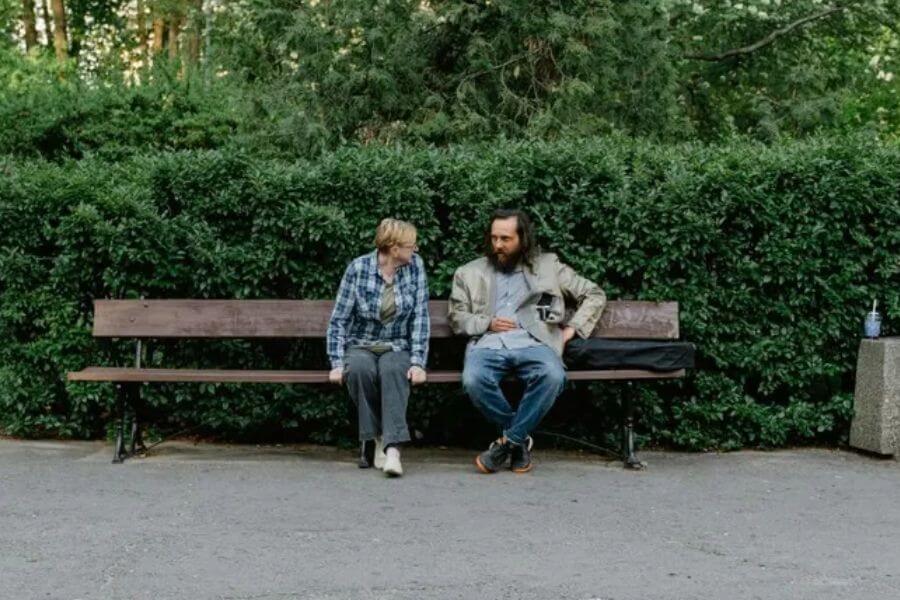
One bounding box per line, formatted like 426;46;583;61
67;299;685;468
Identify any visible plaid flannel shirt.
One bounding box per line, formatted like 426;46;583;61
326;251;430;370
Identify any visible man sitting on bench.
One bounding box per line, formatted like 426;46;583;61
448;209;607;474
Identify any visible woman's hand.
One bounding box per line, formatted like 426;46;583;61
561;326;576;346
328;367;344;385
407;366;427;386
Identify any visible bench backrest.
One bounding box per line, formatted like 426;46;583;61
92;299;680;340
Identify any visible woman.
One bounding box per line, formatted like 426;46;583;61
326;218;429;477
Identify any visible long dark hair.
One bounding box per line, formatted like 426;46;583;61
483;208;540;269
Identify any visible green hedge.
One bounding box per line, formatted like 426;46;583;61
1;136;897;450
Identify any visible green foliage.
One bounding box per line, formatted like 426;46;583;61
220;0;687;145
213;0;900;145
1;136;897;449
4;0;899;159
0;59;239;160
673;0;900;140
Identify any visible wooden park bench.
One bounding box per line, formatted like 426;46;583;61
67;299;685;468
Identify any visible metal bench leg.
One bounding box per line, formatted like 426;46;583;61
358;439;374;469
622;390;646;470
127;383;147;457
112;384;128;464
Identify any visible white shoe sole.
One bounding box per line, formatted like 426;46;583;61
383;461;403;477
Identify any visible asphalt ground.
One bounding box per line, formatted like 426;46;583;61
1;439;898;600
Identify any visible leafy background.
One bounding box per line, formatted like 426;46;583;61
1;136;897;450
2;0;899;449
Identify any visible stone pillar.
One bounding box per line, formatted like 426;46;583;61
849;337;900;456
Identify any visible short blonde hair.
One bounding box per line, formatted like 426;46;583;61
374;218;417;251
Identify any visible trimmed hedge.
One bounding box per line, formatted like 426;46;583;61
0;136;897;450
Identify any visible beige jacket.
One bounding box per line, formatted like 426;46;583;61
447;253;606;356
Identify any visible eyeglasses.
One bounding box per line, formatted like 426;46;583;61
399;243;419;252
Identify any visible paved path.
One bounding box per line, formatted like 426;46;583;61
1;440;898;600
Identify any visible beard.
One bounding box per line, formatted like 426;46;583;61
488;248;523;273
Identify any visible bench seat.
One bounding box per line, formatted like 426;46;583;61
68;366;686;384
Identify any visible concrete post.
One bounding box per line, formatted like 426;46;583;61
849;338;900;456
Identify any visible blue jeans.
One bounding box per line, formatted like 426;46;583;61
461;345;567;445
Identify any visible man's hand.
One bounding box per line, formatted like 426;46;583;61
328;367;344;385
561;326;577;346
489;317;518;333
407;366;427;385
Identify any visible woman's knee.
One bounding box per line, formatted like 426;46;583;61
377;351;410;378
345;353;378;385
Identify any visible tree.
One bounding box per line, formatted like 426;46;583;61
671;0;900;139
135;0;148;61
49;0;66;60
2;0;899;148
151;11;164;55
20;0;37;51
185;0;202;66
166;10;179;60
39;0;51;49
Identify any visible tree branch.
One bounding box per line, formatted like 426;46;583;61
854;4;900;38
459;53;529;84
684;5;846;62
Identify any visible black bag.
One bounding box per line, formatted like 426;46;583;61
563;338;695;372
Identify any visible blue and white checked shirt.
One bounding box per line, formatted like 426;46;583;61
326;252;430;370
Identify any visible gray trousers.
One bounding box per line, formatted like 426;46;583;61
344;348;412;446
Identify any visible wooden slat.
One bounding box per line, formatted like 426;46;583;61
93;300;454;339
429;301;454;338
91;299;677;339
67;367;684;384
68;367;332;383
566;368;684;381
93;300;332;339
426;369;685;383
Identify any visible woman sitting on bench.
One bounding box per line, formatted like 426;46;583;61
326;218;430;477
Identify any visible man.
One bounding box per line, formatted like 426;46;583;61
448;209;606;473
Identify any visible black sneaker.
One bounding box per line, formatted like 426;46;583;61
510;436;534;473
475;438;514;473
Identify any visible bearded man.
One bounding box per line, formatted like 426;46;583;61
447;209;607;473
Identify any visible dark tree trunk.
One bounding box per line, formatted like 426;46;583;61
22;0;39;51
50;0;67;61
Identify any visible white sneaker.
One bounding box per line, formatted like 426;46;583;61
383;446;403;477
373;436;387;470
